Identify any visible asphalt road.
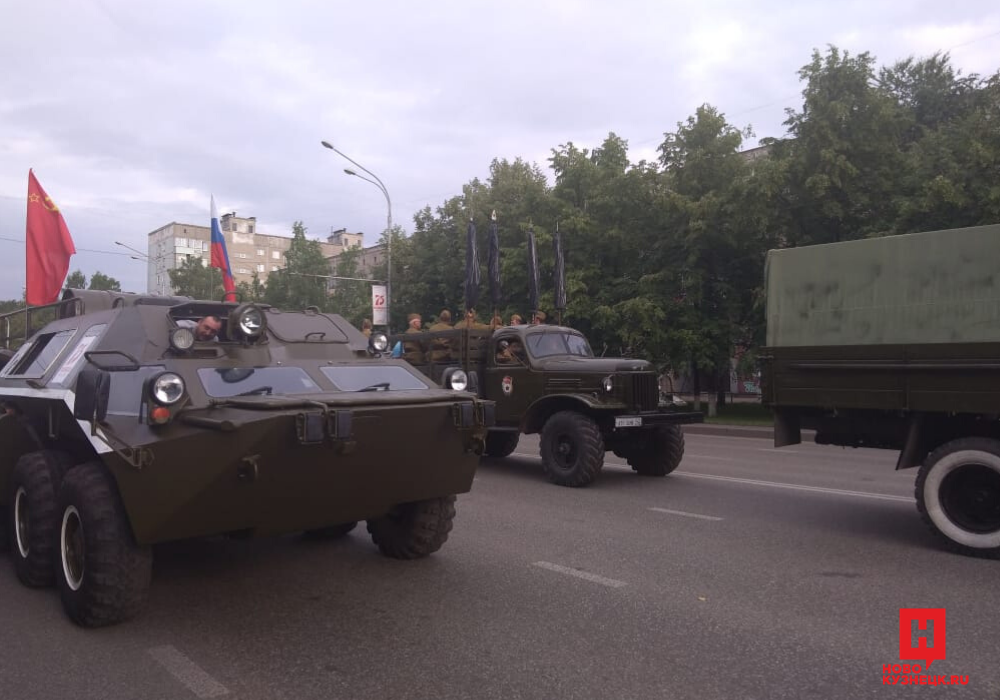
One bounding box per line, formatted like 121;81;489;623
2;431;998;700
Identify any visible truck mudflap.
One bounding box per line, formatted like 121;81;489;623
609;411;704;429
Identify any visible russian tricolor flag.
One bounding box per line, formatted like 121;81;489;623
210;195;236;302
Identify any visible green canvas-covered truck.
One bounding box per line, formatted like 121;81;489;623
760;224;1000;558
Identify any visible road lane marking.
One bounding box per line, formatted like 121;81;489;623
649;507;723;521
148;645;229;698
506;451;910;502
674;472;913;502
533;561;627;588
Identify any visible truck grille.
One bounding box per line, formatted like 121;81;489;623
630;373;659;411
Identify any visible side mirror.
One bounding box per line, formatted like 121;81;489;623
74;366;110;423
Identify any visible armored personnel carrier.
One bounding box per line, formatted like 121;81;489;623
0;290;493;626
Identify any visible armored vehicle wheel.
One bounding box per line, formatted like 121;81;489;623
303;521;358;540
7;451;75;587
484;431;519;458
540;411;604;487
366;495;456;559
56;462;153;627
916;438;1000;559
628;425;685;477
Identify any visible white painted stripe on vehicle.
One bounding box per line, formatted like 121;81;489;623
675;472;914;502
532;561;627;589
649;507;723;521
148;645;229;698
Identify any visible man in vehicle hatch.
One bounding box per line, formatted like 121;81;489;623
178;315;223;341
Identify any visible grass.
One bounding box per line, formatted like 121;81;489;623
700;400;774;426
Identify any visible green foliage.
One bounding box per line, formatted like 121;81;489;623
65;270;87;289
88;271;121;292
263;221;330;311
328;245;371;326
168;255;224;300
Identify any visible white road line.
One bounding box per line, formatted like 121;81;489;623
533;561;627;589
675;472;914;502
649;507;724;521
506;451;911;502
148;646;229;698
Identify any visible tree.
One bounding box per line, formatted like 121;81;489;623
168;255;224;300
263;222;330;311
65;270;86;289
88;271;121;292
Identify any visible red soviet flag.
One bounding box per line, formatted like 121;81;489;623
26;169;76;305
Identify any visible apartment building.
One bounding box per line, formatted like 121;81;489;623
145;213;362;295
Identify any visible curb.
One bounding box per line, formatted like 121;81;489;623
684;424;816;441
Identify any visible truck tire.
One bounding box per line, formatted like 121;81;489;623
366;495;456;559
7;450;75;587
916;438;1000;559
484;431;519;458
628;425;685;477
540;411;605;487
303;521;358;540
56;462;153;627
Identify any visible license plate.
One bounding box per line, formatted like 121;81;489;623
615;416;642;428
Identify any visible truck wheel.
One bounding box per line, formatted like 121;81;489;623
366;496;456;559
56;462;153;627
628;425;685;477
7;450;75;587
484;431;519;458
303;521;358;540
540;411;605;487
916;438;1000;558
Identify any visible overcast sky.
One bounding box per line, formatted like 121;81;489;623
1;1;997;299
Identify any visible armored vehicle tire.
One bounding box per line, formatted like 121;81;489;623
303;521;358;540
916;438;1000;559
56;462;153;627
8;450;75;587
484;431;519;458
366;495;456;559
540;411;605;487
628;425;685;477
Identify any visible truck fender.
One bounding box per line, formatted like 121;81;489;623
522;395;598;434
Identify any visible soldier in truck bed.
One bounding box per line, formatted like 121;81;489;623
403;313;425;364
428;309;453;361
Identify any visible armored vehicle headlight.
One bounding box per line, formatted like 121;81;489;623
152;372;185;405
448;369;469;392
370;333;389;353
170;327;195;352
236;305;265;337
602;375;614;393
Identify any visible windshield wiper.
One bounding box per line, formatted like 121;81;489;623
235;386;273;397
356;382;391;392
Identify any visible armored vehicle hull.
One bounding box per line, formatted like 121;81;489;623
0;290;492;626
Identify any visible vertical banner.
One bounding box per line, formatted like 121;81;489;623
464;218;481;311
488;210;501;307
372;284;388;325
26;169;76;305
527;225;540;315
553;221;566;312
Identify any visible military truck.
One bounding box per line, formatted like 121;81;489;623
760;224;1000;558
393;323;702;487
0;289;493;626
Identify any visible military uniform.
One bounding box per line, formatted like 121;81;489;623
402;314;425;364
428;310;453;362
454;313;492;362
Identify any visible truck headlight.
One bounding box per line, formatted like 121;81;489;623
152;372;185;405
448;370;469;392
169;327;195;352
602;375;614;393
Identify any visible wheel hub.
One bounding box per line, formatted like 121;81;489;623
61;506;85;591
14;486;29;558
554;436;577;468
940;464;1000;534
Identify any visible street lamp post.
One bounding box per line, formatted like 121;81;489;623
320;141;393;331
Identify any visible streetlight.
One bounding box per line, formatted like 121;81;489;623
320;140;393;330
